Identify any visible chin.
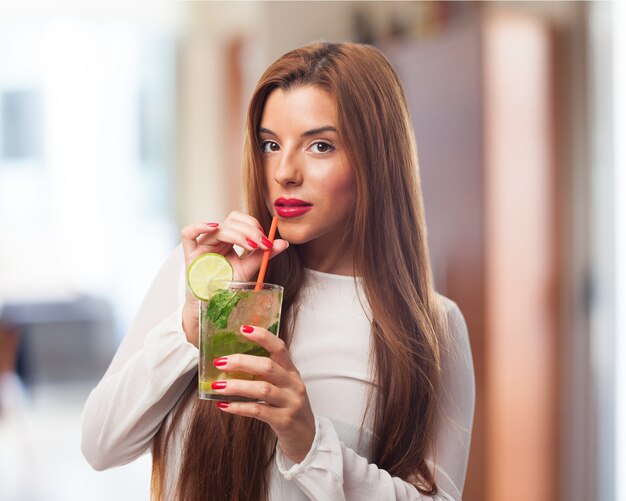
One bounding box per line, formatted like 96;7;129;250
280;234;312;246
276;225;315;245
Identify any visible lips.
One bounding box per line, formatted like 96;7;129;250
274;197;313;218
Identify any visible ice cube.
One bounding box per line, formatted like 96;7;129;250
226;290;279;330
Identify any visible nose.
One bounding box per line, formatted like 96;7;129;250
273;149;303;187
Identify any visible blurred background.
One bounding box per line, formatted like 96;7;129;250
0;1;623;500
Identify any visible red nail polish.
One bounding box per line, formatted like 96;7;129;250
216;401;229;409
245;238;259;249
241;325;254;334
205;222;219;227
213;357;228;367
261;236;273;248
211;380;227;390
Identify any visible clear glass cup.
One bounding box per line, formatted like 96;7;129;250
198;281;283;401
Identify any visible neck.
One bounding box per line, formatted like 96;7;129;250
297;239;355;276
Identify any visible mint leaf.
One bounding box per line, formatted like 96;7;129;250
267;322;279;335
209;330;268;358
205;289;241;329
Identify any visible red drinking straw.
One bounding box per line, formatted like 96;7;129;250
255;216;279;292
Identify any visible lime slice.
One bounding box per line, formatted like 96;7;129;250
187;253;234;301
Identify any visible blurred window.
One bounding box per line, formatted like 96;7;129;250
0;11;180;345
1;89;43;160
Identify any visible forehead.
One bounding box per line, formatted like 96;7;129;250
260;85;337;129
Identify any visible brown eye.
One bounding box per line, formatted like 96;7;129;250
310;141;334;154
261;141;280;153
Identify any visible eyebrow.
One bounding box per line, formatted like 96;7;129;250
258;125;338;137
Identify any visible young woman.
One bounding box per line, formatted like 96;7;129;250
82;42;475;500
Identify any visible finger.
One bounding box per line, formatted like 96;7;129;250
214;400;279;426
236;239;289;280
198;224;255;252
214;353;293;387
181;222;219;255
193;228;256;259
227;211;266;233
207;220;271;252
239;325;296;370
227;212;278;250
209;378;289;407
223;241;287;282
215;400;310;443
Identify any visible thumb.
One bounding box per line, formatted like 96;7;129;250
237;239;290;280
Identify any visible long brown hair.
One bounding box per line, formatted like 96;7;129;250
152;42;447;499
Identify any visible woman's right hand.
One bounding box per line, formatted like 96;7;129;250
179;211;289;346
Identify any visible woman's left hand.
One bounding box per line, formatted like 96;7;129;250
212;326;315;463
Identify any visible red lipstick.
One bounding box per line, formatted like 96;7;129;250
274;197;312;218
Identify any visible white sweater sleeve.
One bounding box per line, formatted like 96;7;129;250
81;245;198;470
275;300;475;501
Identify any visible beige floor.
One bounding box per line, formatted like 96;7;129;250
0;379;150;501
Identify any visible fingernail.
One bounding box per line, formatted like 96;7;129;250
211;380;227;390
261;236;273;248
245;238;259;249
216;401;229;409
241;325;254;334
213;357;228;367
204;222;219;227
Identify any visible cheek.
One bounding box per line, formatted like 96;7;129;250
262;166;276;209
264;168;276;195
313;154;354;193
320;170;355;202
263;162;272;184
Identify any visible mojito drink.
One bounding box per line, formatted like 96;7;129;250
198;282;283;401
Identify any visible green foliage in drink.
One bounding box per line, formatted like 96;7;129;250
202;289;280;359
205;289;246;328
209;330;270;358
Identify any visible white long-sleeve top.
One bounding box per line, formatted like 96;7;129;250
81;246;475;500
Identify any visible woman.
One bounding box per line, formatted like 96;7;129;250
82;42;475;500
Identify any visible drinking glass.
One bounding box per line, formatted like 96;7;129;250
198;281;283;401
